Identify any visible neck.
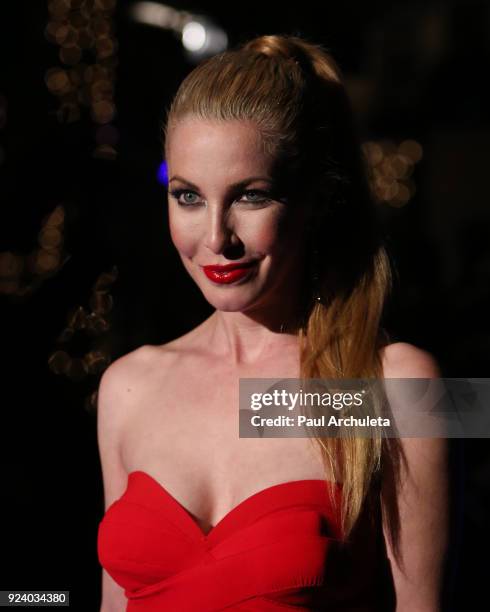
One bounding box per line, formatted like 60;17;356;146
203;287;308;366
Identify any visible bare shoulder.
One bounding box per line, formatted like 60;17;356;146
96;346;156;469
98;343;183;403
96;340;193;448
381;341;442;378
380;342;444;438
98;345;151;401
96;343;182;450
97;343;182;495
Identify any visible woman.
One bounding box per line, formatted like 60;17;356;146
97;34;448;611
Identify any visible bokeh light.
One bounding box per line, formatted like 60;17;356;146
363;138;423;207
0;204;69;298
45;0;118;157
48;265;118;408
182;21;207;52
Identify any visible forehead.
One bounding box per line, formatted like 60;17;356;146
166;118;274;181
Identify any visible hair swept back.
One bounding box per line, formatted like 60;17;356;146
163;34;402;546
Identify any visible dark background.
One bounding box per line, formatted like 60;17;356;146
0;0;488;610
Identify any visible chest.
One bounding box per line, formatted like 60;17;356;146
119;355;328;532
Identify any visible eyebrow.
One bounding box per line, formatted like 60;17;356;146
168;175;273;190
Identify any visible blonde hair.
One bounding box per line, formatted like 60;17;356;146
164;34;401;542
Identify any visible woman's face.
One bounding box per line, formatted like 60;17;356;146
165;118;308;314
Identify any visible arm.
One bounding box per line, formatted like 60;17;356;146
97;352;142;612
381;343;449;612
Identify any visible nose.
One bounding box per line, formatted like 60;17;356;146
203;205;236;254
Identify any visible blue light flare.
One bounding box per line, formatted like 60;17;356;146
157;160;168;186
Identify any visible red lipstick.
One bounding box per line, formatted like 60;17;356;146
202;261;257;284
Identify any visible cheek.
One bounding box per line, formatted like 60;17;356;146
238;208;299;255
168;208;197;258
245;223;278;252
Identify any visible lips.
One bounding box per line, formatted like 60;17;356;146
202;260;258;285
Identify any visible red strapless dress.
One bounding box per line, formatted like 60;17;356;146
97;471;366;611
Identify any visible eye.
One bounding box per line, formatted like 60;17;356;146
239;190;272;204
169;189;202;206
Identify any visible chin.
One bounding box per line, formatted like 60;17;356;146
198;284;262;313
202;292;256;312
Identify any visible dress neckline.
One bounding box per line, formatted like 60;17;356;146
127;470;340;541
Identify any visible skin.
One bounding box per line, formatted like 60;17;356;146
98;118;448;612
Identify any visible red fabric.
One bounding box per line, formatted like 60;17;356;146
97;471;344;611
